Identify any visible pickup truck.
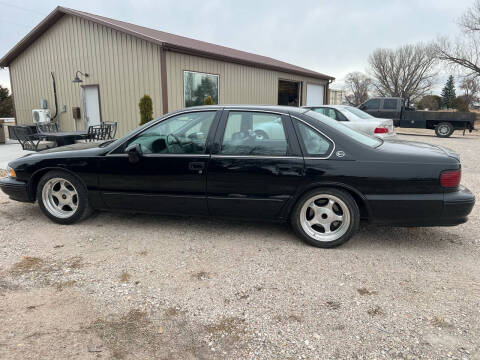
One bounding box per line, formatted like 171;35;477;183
358;97;476;137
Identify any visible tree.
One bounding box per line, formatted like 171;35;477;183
368;43;438;105
193;77;218;105
0;85;13;117
441;75;456;108
185;75;218;107
460;77;479;107
343;72;372;106
138;94;153;125
435;0;480;78
452;95;469;112
416;95;442;110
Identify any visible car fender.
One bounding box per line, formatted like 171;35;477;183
279;180;372;220
28;166;90;200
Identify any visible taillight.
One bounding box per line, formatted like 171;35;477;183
374;127;388;134
440;169;461;188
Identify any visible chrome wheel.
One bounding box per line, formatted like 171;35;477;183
299;194;351;242
41;178;79;219
438;125;449;135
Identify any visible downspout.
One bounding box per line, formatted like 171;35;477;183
50;72;59;122
325;79;334;105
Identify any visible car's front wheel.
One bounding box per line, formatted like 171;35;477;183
291;188;360;248
37;171;93;224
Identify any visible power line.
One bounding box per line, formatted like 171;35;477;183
0;1;46;16
0;17;31;28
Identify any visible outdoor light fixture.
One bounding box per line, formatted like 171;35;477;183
72;70;89;83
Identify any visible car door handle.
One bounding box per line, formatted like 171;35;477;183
189;161;205;174
276;165;302;174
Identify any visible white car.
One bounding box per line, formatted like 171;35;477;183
304;105;395;138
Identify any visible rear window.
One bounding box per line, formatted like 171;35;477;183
304;110;382;148
341;106;372;119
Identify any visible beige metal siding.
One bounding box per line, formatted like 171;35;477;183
166;52;328;111
9;15;163;136
328;89;344;105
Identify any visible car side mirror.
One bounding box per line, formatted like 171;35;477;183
125;143;142;164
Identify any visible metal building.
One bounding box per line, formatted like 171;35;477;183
0;7;334;136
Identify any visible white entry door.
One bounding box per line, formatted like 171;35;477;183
83;86;101;127
306;84;325;106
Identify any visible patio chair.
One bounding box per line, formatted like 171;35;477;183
12;126;55;151
85;125;110;142
103;122;118;139
36;122;60;133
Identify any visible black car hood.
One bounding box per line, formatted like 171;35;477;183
40;142;104;154
376;139;460;163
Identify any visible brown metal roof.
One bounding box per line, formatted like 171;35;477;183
0;6;334;81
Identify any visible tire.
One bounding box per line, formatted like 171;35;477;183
290;188;360;248
37;170;93;224
435;122;454;138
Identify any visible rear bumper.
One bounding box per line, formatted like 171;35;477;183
367;186;475;226
441;186;475;225
0;177;33;203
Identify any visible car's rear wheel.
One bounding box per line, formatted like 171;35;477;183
291;188;360;248
37;171;93;224
435;122;454;137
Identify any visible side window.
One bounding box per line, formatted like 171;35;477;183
313;108;327;116
295;121;333;157
125;111;216;154
221;112;288;156
382;99;397;110
314;107;336;120
363;99;380;110
334;110;348;121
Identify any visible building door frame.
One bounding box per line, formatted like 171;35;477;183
306;83;325;106
81;84;103;129
278;79;302;107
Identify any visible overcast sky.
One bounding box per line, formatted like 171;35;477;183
0;0;473;94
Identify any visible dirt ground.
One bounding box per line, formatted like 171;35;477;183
0;129;479;359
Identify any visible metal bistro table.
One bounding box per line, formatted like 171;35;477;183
38;130;88;147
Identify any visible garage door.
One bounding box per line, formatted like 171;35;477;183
306;84;324;106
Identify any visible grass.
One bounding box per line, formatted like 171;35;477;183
10;256;44;274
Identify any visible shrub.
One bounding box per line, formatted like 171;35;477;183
452;96;469;112
203;96;214;105
139;95;153;125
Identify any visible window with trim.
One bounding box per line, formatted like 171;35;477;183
125;111;216;154
184;71;219;107
313;107;348;121
221;112;288;156
295;121;333;156
382;99;397;110
362;99;380;110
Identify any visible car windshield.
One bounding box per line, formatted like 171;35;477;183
341;106;374;120
305;110;382;148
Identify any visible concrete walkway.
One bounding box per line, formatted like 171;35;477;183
0;139;33;169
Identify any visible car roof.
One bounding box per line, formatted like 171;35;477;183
181;105;310;114
302;105;349;109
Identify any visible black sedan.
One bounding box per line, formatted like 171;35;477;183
0;106;475;248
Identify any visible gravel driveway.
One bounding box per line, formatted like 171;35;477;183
1;130;479;360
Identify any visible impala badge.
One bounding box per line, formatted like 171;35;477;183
336;150;346;158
